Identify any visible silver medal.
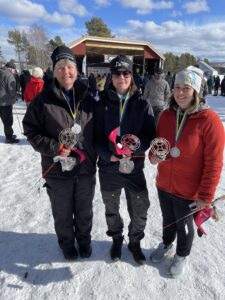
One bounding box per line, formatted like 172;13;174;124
72;123;81;134
170;146;180;158
119;158;134;174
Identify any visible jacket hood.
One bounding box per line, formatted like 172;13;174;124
170;98;209;116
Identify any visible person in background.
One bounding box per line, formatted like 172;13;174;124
144;67;171;125
165;71;173;90
214;75;220;96
0;62;19;143
23;46;97;261
43;67;54;89
149;66;224;278
207;75;214;95
19;70;31;101
96;74;106;92
95;55;155;265
88;73;97;98
24;67;44;107
220;75;225;96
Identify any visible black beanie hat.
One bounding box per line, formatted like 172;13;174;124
154;67;163;74
110;55;133;73
51;46;76;69
5;62;16;69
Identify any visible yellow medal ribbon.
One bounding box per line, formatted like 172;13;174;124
175;108;188;144
118;91;130;122
61;87;76;119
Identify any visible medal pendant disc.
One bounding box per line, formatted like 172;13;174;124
170;146;180;158
119;158;134;174
72;123;81;134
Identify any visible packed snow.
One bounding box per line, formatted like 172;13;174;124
0;95;225;300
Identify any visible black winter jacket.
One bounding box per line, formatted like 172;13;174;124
0;68;16;106
95;88;155;174
23;79;97;178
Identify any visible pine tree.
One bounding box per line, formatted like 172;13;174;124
85;17;113;37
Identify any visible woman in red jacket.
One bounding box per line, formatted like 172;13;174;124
24;67;44;106
149;66;225;278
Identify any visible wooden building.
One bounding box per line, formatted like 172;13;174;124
67;36;165;76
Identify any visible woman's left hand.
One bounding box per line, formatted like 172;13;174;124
195;199;211;209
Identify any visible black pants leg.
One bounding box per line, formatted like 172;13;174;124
101;189;124;238
74;175;96;245
158;189;194;257
125;188;150;242
45;178;76;250
0;105;14;138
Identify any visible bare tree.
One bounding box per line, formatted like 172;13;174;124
0;46;5;66
27;25;49;70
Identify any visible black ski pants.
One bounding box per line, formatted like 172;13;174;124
158;189;194;257
99;170;150;242
0;105;14;139
45;174;96;250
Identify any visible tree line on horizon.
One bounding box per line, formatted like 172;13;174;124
2;17;211;73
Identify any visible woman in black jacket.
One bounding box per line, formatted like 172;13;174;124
23;46;97;260
95;55;155;264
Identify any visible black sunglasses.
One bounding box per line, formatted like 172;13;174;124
112;71;131;77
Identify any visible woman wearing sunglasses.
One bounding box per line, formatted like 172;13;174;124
94;55;155;265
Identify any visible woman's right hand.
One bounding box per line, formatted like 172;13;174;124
110;155;120;162
149;154;164;165
59;145;71;157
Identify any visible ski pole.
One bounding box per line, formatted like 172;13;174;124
23;162;56;201
13;104;24;134
163;195;225;230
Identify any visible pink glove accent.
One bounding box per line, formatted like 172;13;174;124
194;207;213;235
71;148;86;163
108;127;132;156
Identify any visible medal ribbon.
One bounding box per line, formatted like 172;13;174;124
119;92;130;121
61;87;77;119
117;91;130;136
175;108;188;145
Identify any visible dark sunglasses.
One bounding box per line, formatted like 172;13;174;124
112;71;131;77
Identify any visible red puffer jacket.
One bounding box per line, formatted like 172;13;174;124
154;107;225;203
24;76;44;104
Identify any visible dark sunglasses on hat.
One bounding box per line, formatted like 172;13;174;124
112;70;131;77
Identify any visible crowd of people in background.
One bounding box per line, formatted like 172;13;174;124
1;59;225;145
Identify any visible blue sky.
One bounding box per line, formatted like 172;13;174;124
0;0;225;62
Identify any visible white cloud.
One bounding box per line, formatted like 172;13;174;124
171;10;182;17
120;0;174;15
45;12;74;27
183;0;209;14
117;19;225;61
0;0;75;26
58;0;89;17
95;0;111;7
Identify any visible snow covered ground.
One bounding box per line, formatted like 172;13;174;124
0;95;225;300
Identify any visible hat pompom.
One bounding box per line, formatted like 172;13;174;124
32;67;44;78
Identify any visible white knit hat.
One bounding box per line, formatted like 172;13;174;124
32;67;44;78
175;65;203;94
